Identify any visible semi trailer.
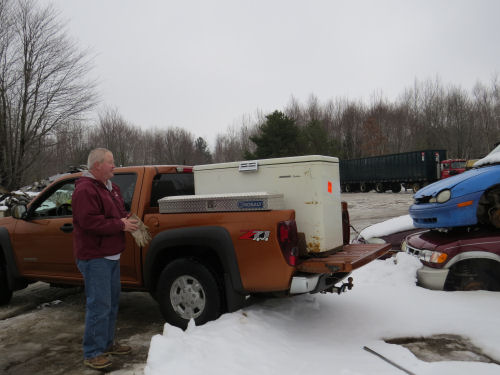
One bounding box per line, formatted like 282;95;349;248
340;150;465;193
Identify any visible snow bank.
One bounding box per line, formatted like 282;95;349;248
145;253;500;375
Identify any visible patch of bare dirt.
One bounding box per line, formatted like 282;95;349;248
0;282;164;375
386;334;500;364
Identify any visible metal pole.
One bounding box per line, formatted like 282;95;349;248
363;346;416;375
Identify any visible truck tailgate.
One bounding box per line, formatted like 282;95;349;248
296;243;391;273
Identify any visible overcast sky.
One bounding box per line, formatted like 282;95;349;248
45;0;500;147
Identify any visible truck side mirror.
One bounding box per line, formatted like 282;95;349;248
12;204;27;219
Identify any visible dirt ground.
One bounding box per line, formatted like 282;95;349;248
1;190;481;375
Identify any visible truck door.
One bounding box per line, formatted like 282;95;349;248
13;180;78;279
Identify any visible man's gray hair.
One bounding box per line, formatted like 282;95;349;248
87;148;111;170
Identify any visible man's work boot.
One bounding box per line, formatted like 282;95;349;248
83;354;112;369
105;343;132;356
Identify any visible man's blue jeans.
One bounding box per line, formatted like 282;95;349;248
77;258;121;359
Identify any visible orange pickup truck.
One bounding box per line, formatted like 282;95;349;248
0;165;389;328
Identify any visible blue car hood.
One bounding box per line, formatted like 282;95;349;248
414;165;499;198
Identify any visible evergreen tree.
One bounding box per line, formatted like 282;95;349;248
246;111;301;159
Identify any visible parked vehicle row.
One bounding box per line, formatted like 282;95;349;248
352;144;500;292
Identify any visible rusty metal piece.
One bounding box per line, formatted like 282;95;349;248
297;243;391;274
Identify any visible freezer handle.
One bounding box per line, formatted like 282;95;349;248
239;161;259;172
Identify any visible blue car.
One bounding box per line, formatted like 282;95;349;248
410;145;500;229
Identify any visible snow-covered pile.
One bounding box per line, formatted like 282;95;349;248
474;144;500;167
357;214;415;241
144;253;500;375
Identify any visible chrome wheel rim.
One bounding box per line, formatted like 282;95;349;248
170;275;206;319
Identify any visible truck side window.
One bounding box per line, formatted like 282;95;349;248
150;173;194;207
32;181;75;218
111;173;137;212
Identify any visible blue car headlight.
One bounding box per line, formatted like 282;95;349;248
429;189;451;203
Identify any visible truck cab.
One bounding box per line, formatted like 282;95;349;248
440;159;466;179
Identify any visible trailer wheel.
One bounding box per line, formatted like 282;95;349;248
391;183;401;193
360;183;371;193
412;183;421;193
344;184;352;193
375;183;385;193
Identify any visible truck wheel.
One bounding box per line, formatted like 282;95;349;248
375;183;385;193
344;184;352;193
156;258;222;329
412;183;421;193
0;263;13;306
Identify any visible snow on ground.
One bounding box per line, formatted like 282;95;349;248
144;252;500;375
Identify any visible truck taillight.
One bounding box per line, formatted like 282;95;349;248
278;220;299;266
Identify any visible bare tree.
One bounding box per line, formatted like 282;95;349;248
0;0;96;189
89;107;141;166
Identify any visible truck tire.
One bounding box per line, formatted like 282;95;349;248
412;183;421;193
0;263;13;306
344;184;352;193
156;258;222;329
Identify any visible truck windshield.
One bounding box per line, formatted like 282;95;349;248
451;161;466;169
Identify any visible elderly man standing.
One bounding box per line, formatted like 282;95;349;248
72;148;138;370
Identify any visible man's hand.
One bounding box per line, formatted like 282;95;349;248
121;217;139;232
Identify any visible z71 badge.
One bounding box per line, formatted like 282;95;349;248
239;230;270;242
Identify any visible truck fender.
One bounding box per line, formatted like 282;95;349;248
144;226;245;308
0;227;28;291
445;251;500;269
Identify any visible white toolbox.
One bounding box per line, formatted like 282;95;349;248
158;192;284;213
194;155;342;253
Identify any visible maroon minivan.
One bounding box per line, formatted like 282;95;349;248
403;227;500;291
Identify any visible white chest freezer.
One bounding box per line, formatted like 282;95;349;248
194;155;342;253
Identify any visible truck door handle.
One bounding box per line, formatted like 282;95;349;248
60;223;73;233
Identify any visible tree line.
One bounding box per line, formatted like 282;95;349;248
1;0;499;190
215;77;499;164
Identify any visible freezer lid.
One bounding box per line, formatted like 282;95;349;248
296;243;391;274
194;155;339;171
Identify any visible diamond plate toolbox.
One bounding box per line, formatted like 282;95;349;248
158;192;284;213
